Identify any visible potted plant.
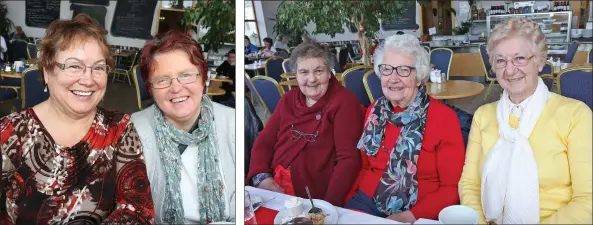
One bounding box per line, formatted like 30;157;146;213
181;0;235;53
0;0;14;36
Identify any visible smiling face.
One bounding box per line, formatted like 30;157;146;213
228;53;236;65
44;39;108;116
295;57;331;102
150;50;204;127
492;36;542;103
380;50;421;107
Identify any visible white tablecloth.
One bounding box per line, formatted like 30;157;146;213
245;186;405;224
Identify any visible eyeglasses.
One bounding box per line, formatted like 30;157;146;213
151;72;200;89
291;124;319;142
493;55;534;69
56;61;111;77
378;64;416;77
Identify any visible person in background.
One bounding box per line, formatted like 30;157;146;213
186;25;199;42
246;41;364;207
10;26;27;41
244;95;263;178
131;30;236;224
345;34;465;223
215;49;236;106
274;34;290;53
0;14;155;224
0;36;6;63
459;18;592;224
259;37;275;58
245;35;258;56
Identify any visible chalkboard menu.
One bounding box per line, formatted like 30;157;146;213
71;4;107;29
70;0;109;6
25;0;61;28
381;2;419;30
110;0;157;40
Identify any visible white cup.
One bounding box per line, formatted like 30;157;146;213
285;197;303;217
438;205;479;224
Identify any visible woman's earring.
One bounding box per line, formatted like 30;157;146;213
44;86;47;92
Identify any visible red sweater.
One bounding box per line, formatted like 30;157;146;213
350;97;465;219
247;77;364;206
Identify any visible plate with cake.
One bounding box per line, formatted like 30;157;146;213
274;197;338;224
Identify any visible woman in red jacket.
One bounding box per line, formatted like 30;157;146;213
345;34;465;223
246;41;364;206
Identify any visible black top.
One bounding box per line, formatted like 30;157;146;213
178;115;201;155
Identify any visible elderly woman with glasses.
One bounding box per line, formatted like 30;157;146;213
246;41;364;207
0;15;154;224
130;30;235;224
460;18;592;224
344;34;465;223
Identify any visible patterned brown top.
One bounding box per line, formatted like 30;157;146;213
0;108;155;224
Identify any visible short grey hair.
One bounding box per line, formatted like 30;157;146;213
373;34;430;83
289;41;334;73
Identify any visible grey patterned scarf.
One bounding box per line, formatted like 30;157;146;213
153;96;226;224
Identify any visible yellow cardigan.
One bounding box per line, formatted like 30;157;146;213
459;93;592;224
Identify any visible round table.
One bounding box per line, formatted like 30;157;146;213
207;86;226;96
279;79;298;87
427;80;485;100
0;71;22;79
210;76;233;83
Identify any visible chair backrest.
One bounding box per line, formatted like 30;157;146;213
338;47;349;71
26;43;38;59
423;46;430;53
479;44;496;81
274;51;289;59
132;65;151;111
342;65;373;107
362;70;383;103
251;76;284;113
539;62;554;76
563;41;579;63
331;53;340;73
244;73;261;105
264;56;284;82
429;48;454;80
558;65;593;109
20;67;49;109
588;48;592;64
541;75;554;91
282;59;293;73
11;40;28;61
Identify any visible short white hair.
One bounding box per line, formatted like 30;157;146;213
373;34;430;83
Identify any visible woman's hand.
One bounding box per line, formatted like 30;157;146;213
256;178;285;193
386;211;416;223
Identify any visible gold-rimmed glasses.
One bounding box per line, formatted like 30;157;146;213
151;72;200;89
55;60;111;77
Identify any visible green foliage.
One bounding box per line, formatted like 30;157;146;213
182;0;235;53
453;21;472;35
0;0;13;36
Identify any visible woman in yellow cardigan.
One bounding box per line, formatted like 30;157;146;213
459;18;592;224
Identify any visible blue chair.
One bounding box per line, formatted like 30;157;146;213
423;46;430;53
445;104;473;147
282;59;292;73
274;51;289;59
342;65;373;107
539;62;554;76
362;70;383;103
26;43;38;59
430;48;454;80
264;56;284;82
563;41;579;63
331;53;340;73
251;76;284;114
244;73;260;105
479;44;498;100
588;48;592;64
0;86;19;112
558;65;593;109
10;40;28;61
131;65;152;111
18;67;49;110
539;62;555;91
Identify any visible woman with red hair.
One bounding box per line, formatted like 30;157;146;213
130;30;236;224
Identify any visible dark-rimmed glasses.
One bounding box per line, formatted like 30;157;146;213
56;61;111;77
378;64;416;77
291;124;319;142
151;72;200;89
493;55;534;69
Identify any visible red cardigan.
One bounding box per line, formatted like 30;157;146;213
349;97;465;219
247;77;364;206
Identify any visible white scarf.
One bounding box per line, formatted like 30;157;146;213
481;77;550;224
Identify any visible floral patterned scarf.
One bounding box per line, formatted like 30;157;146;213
153;96;226;224
357;85;430;215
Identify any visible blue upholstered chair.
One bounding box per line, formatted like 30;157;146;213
264;56;284;82
342;65;373;107
0;86;19;112
362;70;383;103
429;48;454;80
244;73;260;106
539;62;555;91
479;44;498;100
131;65;152;111
588;48;592;64
563;41;579;63
558;65;593;109
18;67;49;110
274;51;289;59
251;76;285;114
26;43;38;59
10;40;28;61
282;59;293;73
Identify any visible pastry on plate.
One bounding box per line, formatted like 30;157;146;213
308;212;328;225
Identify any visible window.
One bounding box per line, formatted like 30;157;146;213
245;0;261;46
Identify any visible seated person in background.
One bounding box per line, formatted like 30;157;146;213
245;35;258;56
215;49;236;105
274;34;290;53
10;26;27;41
345;34;465;223
459;18;592;224
259;37;275;58
246;41;364;207
0;15;154;224
131;30;235;224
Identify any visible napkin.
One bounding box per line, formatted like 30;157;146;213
255;207;279;224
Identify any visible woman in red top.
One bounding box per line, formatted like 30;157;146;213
345;34;465;223
246;41;364;206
